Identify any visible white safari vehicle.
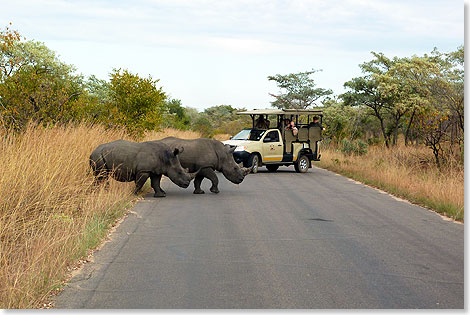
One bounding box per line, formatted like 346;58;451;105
223;108;324;173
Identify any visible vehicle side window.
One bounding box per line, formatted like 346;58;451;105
264;131;280;143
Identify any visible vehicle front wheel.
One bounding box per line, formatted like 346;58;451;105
294;155;309;173
248;154;260;174
266;164;279;172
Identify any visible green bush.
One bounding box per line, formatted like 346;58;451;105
340;138;355;156
356;139;368;155
367;137;382;145
341;138;368;156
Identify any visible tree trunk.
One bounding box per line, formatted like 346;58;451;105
392;126;398;146
432;144;441;169
404;110;415;146
377;115;389;148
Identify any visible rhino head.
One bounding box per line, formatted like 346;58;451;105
164;147;197;188
220;144;251;184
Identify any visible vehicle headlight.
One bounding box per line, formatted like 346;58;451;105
234;146;247;152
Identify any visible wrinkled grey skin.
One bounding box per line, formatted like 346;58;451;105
90;139;197;197
158;137;251;194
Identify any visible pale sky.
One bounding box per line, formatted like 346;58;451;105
1;0;464;111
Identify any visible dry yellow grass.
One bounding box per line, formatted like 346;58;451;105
317;143;464;221
0;123;202;308
143;129;230;142
213;133;231;141
143;128;202;141
3;123;460;308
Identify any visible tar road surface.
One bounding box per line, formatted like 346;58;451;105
54;166;464;309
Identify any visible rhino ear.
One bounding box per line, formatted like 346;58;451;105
225;144;236;154
173;146;184;156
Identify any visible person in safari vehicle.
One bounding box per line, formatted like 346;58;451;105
284;118;298;136
223;109;323;174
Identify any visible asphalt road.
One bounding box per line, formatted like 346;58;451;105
54;166;464;309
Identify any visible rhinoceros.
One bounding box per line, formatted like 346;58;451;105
89;139;197;197
158;137;251;194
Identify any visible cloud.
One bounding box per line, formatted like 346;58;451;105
4;0;461;52
1;0;462;109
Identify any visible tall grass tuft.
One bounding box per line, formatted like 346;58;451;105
318;142;464;221
0;123;202;308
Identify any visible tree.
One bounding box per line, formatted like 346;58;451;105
202;105;251;135
193;114;213;138
109;69;166;136
342;52;440;147
0;26;85;131
377;55;441;145
322;98;376;143
0;23;21;78
342;47;463;166
268;70;332;109
204;104;236;120
161;98;191;130
431;46;464;136
415;110;451;168
342;74;394;147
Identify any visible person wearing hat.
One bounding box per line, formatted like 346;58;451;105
255;115;270;129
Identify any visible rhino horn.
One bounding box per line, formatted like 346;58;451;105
189;167;204;180
242;167;251;175
189;171;198;180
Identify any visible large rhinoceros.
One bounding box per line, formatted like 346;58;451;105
158;137;251;194
89;139;197;197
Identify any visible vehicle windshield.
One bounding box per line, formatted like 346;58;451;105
232;129;266;141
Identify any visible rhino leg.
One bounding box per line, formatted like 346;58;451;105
193;168;219;194
193;174;205;194
133;172;150;195
150;173;166;198
202;168;219;194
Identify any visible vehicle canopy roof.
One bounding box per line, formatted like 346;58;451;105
237;108;323;116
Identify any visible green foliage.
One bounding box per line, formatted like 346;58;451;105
86;75;111;104
204;104;236;121
340;138;355;156
0;27;86;131
431;46;464;134
342;56;396;147
268;70;332;109
203;105;250;135
0;26;168;136
340;138;368;156
161;98;191;130
341;46;463;165
322;98;377;143
0;24;463;164
183;105;251;137
75;75;114;124
108;69;166;136
193;114;213;138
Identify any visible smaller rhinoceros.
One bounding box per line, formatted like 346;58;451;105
158;137;251;194
89;139;197;197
